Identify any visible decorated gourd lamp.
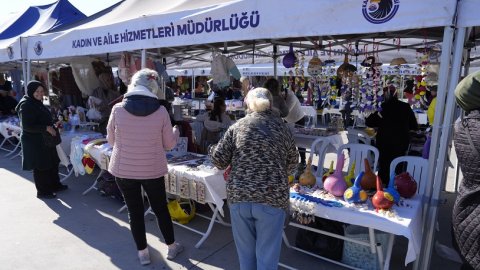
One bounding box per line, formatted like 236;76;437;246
360;159;376;190
384;172;401;204
299;158;316;187
324;153;348;197
344;172;368;204
345;161;356;187
337;54;357;81
394;172;418;198
372;176;395;210
283;44;297;68
307;51;322;76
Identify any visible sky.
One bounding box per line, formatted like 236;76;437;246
0;0;122;16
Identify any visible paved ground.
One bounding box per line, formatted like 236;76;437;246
0;144;464;270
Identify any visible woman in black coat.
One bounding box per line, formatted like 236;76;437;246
366;86;418;184
16;81;68;199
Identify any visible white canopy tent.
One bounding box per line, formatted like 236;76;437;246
26;0;454;61
23;1;460;269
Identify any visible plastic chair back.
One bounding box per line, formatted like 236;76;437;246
308;137;330;178
346;128;371;145
389;156;429;195
337;143;379;176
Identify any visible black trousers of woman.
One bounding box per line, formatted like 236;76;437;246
115;177;175;250
33;165;61;195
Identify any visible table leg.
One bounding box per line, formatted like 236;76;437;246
82;170;104;195
118;204;127;213
377;243;385;270
368;227;377;254
194;207;219;248
383;234;395;270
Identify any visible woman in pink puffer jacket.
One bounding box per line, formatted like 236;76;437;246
107;69;183;265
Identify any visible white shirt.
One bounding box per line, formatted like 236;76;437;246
284;90;305;123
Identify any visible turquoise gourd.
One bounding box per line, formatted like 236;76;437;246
343;171;368;203
324;153;348;197
384;172;400;203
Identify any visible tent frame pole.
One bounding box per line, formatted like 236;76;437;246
422;26;455;226
141;49;146;69
419;26;466;270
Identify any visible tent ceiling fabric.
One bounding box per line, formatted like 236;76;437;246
0;0;86;62
27;0;456;62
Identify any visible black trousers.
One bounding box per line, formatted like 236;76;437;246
378;146;407;185
115;177;175;250
33;165;61;195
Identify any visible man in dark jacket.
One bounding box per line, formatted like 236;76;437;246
366;86;418;184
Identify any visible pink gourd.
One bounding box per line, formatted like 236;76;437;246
324;153;348;197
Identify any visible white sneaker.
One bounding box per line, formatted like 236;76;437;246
167;242;184;260
138;247;151;265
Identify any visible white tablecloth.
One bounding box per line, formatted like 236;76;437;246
60;130;101;154
168;164;226;216
308;195;423;266
415;112;428;125
85;144;227;214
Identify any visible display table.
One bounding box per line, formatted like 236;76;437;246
286;191;423;270
60;130;101;154
80;140;229;248
415;111;428;125
0;117;22;156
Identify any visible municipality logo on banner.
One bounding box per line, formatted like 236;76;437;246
34;41;43;56
362;0;399;24
7;46;14;60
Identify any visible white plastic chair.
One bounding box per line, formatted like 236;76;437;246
307;137;331;186
337;143;379;176
389;156;429;195
346;128;371;145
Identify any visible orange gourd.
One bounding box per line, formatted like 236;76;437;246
299;159;316;187
360;159;376;190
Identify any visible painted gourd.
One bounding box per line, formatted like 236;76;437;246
394;172;418;198
283;44;297;68
344;171;368;203
360;159;376;190
384;172;400;203
299;158;316;187
322;161;334;183
372;176;395;210
324;153;348;197
345;161;356;187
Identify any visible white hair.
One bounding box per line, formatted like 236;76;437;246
129;68;159;94
246;87;272;112
240;76;249;83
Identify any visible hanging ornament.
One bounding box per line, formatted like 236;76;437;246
283;43;297;68
337;54;357;80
